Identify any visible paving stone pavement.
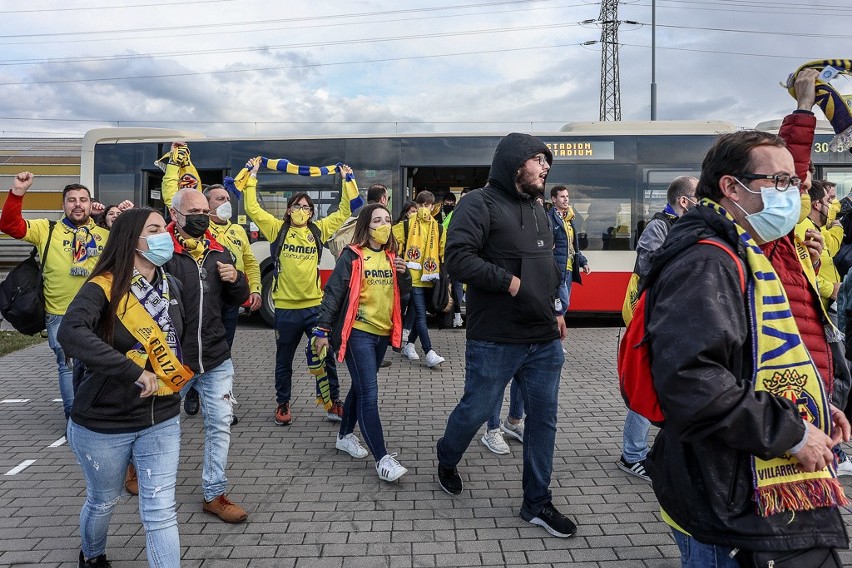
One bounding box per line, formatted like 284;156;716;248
1;319;851;567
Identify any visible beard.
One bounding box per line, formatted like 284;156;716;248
515;168;545;197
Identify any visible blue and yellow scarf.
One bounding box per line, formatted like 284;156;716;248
704;198;847;516
787;59;852;152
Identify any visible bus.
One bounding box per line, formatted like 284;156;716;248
80;122;852;325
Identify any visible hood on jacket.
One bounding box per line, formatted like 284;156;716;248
487;132;553;198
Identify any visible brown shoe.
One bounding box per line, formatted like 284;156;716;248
124;463;138;496
203;494;248;523
274;402;291;426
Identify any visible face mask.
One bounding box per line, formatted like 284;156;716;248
290;209;311;225
798;192;811;223
442;204;454;215
137;232;174;266
733;180;801;242
215;201;232;221
828;199;841;225
179;213;209;239
416;207;431;222
370;224;391;245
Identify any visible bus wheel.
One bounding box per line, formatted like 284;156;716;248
260;271;275;328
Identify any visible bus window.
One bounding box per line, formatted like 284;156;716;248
823;168;852;200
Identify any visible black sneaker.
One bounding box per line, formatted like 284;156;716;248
379;359;392;368
231;414;239;426
617;456;651;482
79;550;112;567
520;503;577;538
184;387;200;416
438;464;463;495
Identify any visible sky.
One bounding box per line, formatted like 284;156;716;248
1;0;851;139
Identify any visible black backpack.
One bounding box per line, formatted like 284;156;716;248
270;220;324;291
0;221;56;335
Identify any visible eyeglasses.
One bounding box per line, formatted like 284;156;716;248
737;173;801;192
532;154;549;167
290;205;312;212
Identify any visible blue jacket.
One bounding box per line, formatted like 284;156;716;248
548;206;587;280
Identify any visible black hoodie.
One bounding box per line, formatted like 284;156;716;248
444;133;561;343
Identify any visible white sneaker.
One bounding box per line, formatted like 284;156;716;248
500;419;524;443
481;428;510;455
837;457;852;477
336;433;368;459
377;453;408;481
452;313;463;328
401;343;419;360
424;350;445;368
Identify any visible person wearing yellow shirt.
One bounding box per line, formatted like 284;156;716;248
242;159;352;426
391;191;447;368
795;180;843;309
0;172;109;418
314;203;412;481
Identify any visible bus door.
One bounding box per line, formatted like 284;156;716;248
143;167;230;219
403;165;489;204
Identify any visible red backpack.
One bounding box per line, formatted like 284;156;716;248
617;238;746;426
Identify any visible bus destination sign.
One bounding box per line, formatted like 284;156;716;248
544;141;615;161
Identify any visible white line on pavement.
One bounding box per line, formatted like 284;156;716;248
48;437;66;448
52;399;62;402
4;460;36;475
0;399;30;403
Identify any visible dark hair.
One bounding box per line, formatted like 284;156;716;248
96;205;121;229
88;207;162;343
286;192;314;219
696;131;786;202
415;191;434;206
666;176;698;206
367;184;388;204
442;192;456;203
550;185;568;199
350;203;398;253
63;183;91;199
808;179;826;203
460;187;473;196
396;200;417;224
202;184;226;200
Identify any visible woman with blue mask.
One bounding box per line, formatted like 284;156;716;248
58;208;187;568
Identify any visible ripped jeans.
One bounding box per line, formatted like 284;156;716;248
67;416;180;567
181;358;235;501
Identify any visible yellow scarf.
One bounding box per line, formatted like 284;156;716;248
704;199;847;516
155;145;202;190
404;216;441;282
90;273;194;395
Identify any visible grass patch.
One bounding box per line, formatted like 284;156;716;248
0;329;47;357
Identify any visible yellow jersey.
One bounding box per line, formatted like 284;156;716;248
352;249;394;336
208;221;261;294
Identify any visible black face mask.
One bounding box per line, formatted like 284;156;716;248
443;204;454;214
180;213;209;238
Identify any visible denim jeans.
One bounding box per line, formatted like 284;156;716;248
404;287;432;352
487;379;524;430
46;313;74;418
67;416;181;568
181;359;235;502
670;529;739;568
340;329;390;462
622;409;651;463
556;271;572;316
451;279;464;315
274;307;340;404
221;303;240;349
438;339;563;515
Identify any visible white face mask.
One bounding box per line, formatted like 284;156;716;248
215;201;232;220
732;179;801;242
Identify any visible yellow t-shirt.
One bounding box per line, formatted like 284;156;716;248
208;221;261;294
563;216;575;271
352;249;394;336
242;177;350;309
23;218;109;315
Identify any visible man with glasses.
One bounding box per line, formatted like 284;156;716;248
644;130;849;567
438;133;576;538
617;175;697;483
165;188;250;523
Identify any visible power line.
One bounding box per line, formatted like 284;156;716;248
0;0;236;14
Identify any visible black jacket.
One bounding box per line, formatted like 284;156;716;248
644;204;848;551
58;272;185;433
164;225;250;373
445;133;560;343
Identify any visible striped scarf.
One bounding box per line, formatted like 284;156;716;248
704;198;848;516
404;216;441;282
231;157;364;211
787;59;852;152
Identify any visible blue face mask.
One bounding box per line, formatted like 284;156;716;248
732;179;801;242
137;232;174;266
